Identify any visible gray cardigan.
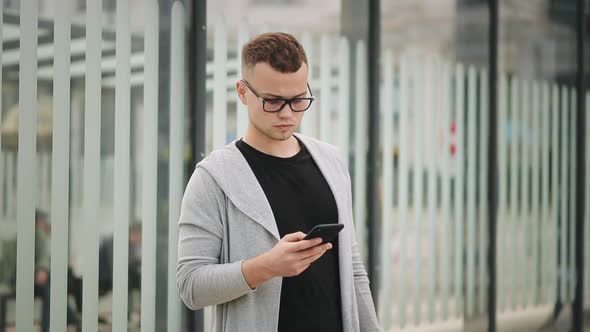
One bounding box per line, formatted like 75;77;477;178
177;134;380;331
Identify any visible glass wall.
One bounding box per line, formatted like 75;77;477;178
195;0;590;331
496;1;579;331
379;0;491;330
2;0;588;331
0;0;189;331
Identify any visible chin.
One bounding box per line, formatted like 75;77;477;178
267;131;293;141
275;134;293;141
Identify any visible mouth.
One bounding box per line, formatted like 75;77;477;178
274;124;295;129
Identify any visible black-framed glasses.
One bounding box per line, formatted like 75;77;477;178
241;79;315;113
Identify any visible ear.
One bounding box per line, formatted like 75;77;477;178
236;81;248;105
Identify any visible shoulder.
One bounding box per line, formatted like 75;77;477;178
185;142;242;197
296;134;348;172
295;134;342;159
196;142;239;170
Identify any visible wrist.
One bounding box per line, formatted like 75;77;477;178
242;254;274;289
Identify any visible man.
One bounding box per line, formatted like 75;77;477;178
33;210;51;332
177;32;380;331
98;222;142;296
0;210;80;331
0;210;51;331
97;222;142;324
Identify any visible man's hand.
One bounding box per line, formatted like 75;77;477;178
241;232;332;289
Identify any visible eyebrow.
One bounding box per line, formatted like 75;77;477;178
261;91;308;99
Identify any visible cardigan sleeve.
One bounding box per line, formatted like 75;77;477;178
176;167;255;310
342;157;381;331
351;230;381;331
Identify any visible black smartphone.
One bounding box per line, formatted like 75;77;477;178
303;223;344;244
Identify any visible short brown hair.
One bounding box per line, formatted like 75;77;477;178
241;32;308;75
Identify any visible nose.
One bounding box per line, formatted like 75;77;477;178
277;103;295;117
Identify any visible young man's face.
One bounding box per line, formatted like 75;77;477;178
238;62;309;142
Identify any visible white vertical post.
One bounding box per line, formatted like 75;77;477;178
168;2;186;331
440;62;452;319
37;158;43;209
50;0;72;330
478;69;488;314
337;37;350;163
559;86;568;302
466;66;477;317
35;157;41;210
134;106;142;219
71;93;83;211
498;73;508;311
540;82;551;304
236;19;249;138
45;154;52;211
39;153;50;211
378;49;394;330
15;0;38;330
568;89;576;301
531;81;541;305
6;154;14;219
81;0;103;329
141;1;159;331
112;0;132;329
520;80;531;308
426;57;438;322
551;84;560;303
509;77;519;310
213;17;228;149
319;34;331;143
353;40;367;259
398;54;410;327
413;55;424;324
454;63;465;317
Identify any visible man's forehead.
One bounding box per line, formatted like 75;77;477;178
255;81;308;98
247;61;308;77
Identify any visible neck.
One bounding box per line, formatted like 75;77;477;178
243;129;300;158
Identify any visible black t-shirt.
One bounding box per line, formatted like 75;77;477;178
236;139;343;332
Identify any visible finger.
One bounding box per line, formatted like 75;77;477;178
298;242;331;258
291;263;311;276
282;231;307;242
300;250;326;266
292;237;324;252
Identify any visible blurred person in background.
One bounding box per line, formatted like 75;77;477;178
98;222;142;322
0;209;81;331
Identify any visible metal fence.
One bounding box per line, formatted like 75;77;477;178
1;4;589;331
0;1;184;331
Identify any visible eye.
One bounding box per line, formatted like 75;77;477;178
291;99;306;106
265;99;284;107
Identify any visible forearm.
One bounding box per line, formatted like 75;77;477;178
176;259;254;310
